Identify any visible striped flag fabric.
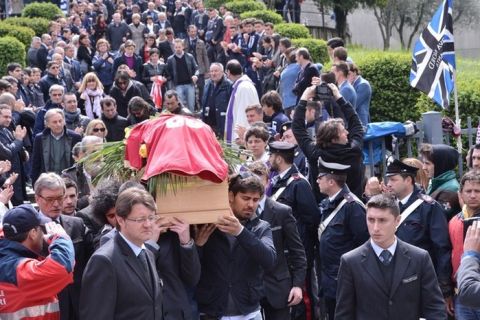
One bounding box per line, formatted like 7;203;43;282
410;0;455;109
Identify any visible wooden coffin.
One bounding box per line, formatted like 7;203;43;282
156;176;230;224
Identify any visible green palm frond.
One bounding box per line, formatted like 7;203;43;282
80;138;240;194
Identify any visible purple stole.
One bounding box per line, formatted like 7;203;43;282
224;79;245;143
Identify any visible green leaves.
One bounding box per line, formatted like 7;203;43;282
291;38;329;65
4;17;50;37
22;2;64;21
0;23;35;48
225;0;266;14
275;23;312;40
0;37;25;75
240;10;284;24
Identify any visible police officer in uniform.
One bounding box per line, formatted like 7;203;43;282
279;121;308;177
385;159;454;314
317;157;369;320
268;141;320;320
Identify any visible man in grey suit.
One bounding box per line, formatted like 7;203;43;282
335;194;446;320
80;187;163;319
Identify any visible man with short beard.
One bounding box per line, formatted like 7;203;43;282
62;92;90;135
0;205;74;319
62;178;79;216
194;173;276;319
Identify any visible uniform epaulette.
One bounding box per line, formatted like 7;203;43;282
292;173;301;180
419;193;434;203
344;193;355;203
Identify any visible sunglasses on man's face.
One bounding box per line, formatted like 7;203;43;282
92;127;106;132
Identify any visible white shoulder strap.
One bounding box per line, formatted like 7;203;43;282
396;199;424;229
318;199;347;239
271;176;296;201
349;193;366;210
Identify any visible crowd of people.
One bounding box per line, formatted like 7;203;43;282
1;0;480;320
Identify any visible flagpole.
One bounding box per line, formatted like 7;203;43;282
453;68;462;176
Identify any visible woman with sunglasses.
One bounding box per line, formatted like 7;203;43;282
85;119;108;141
78;72;105;119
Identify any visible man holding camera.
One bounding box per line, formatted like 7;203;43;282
292;78;365;200
0;205;75;319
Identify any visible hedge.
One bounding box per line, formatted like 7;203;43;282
275;23;311;39
4;17;50;36
291;38;329;65
225;0;266;15
0;23;35;48
415;79;480;125
0;37;25;75
22;2;64;21
240;10;283;24
352;52;423;123
204;0;233;10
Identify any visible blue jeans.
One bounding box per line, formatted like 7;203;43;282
456;299;480;319
176;83;196;112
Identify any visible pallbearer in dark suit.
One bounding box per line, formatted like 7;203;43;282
335;194;447;320
80;188;163;320
246;159;307;319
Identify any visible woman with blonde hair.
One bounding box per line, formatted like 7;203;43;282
85;119;108;141
78;72;105;119
92;38;114;92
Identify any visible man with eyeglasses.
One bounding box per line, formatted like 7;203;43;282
80;187;163;319
34;172;90;320
38;62;67;103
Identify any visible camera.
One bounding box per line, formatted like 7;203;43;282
313;83;333;102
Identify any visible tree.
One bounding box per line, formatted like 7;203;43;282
371;0;480;51
371;0;397;50
316;0;371;40
393;0;435;50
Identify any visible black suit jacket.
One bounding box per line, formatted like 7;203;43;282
293;62;319;101
261;198;306;309
155;231;201;320
80;232;163;319
335;239;447;320
58;214;90;320
158;40;174;61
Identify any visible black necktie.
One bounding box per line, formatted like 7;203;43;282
138;249;149;274
379;249;392;266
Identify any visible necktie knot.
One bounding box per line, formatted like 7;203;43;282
379;249;392;266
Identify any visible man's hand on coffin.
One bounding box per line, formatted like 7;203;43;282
151;215;171;242
194;223;216;247
216;215;243;236
169;217;191;245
